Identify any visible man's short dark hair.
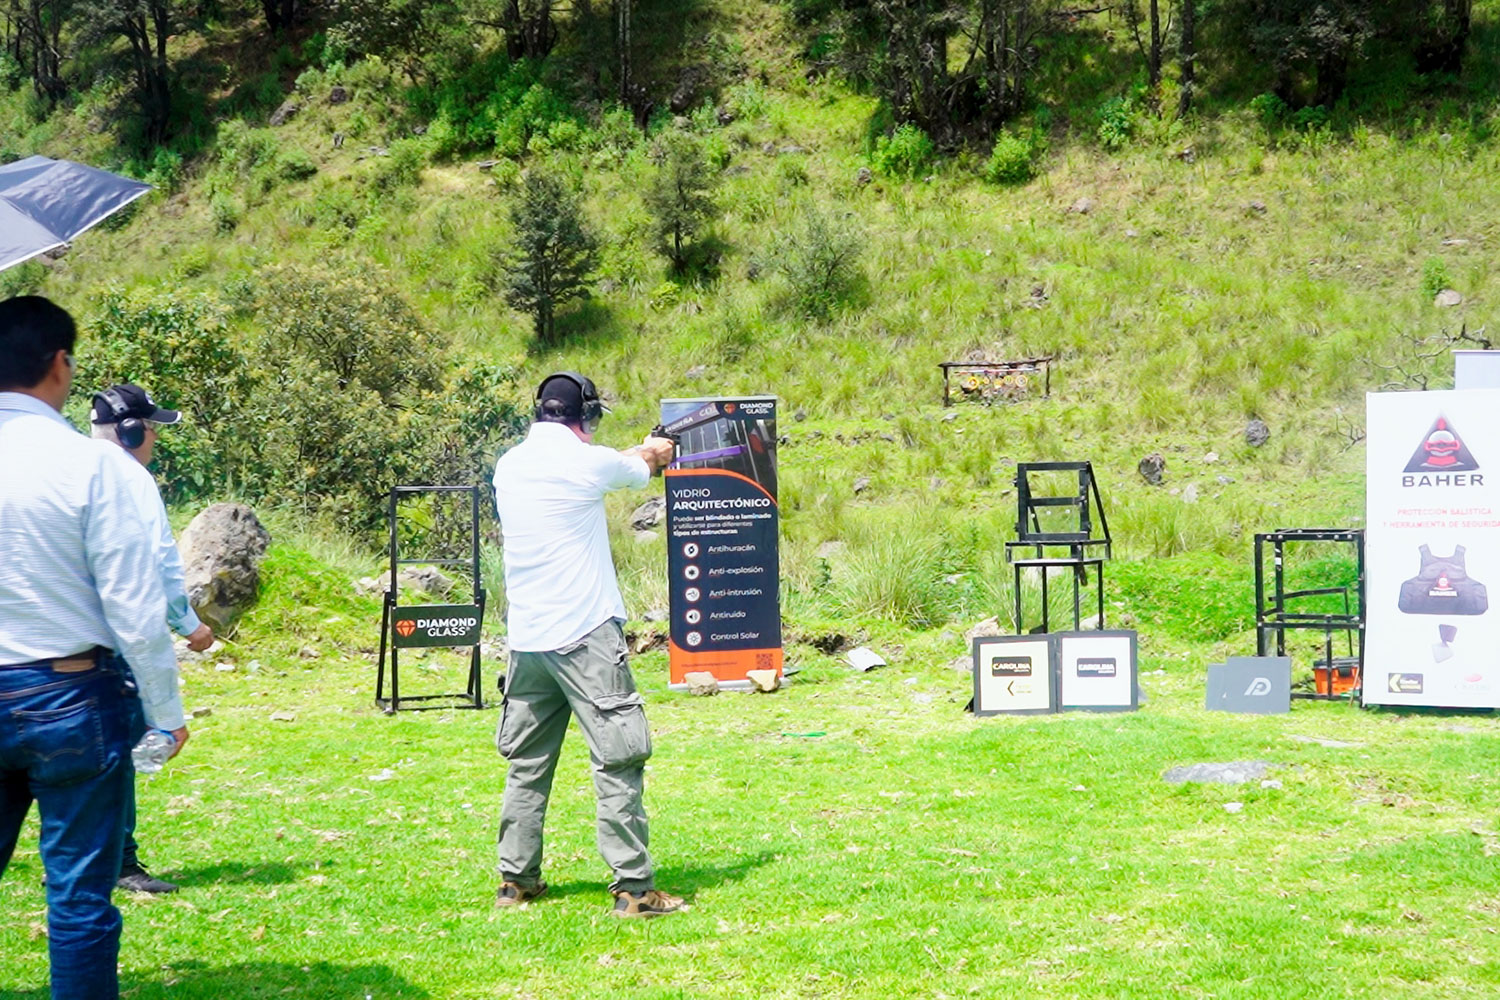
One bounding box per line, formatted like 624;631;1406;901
0;296;76;390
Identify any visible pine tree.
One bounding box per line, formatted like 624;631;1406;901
503;172;598;343
643;129;718;272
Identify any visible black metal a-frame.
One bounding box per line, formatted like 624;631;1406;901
1254;528;1366;701
375;485;486;713
1004;462;1113;634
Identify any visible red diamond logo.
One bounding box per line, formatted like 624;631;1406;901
396;620;416;638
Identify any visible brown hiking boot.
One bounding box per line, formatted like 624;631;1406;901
495;880;547;907
611;888;687;919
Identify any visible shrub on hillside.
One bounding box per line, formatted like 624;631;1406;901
871;123;935;178
985;130;1039;184
1421;256;1452;300
1096;96;1134;150
760;204;864;322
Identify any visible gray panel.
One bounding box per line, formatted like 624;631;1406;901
1206;657;1291;714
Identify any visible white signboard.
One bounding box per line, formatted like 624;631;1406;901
1365;389;1500;707
972;636;1054;715
1057;631;1138;711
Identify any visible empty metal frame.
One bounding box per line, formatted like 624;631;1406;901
1004;462;1113;634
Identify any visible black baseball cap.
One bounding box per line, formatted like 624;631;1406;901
91;383;182;426
536;372;610;421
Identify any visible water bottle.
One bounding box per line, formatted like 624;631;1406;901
131;729;176;774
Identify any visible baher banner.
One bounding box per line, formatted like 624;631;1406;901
661;395;781;687
1365;388;1500;708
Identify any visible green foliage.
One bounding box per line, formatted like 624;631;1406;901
1096;96;1134;150
406;53;582;159
503;171;598;342
871;123;935;178
761;204;864;322
326;0;461;64
73;276;524;530
985;129;1040;184
276;148;319;183
0;261;47;300
78;289;252;502
1249;91;1289;126
254;261;445;404
1422;256;1452;300
643;128;721;271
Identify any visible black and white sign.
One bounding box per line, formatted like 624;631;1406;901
972;636;1055;715
1056;631;1138;711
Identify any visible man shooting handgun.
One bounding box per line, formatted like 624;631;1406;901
490;371;684;918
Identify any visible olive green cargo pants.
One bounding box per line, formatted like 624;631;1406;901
496;619;655;893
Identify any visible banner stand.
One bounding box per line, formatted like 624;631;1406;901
375;485;487;713
1365;390;1500;709
660;396;783;690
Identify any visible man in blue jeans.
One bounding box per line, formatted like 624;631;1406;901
0;296;188;1000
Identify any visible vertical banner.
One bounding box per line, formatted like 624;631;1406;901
662;396;781;686
1365;389;1500;707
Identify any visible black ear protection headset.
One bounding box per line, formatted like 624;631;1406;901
94;388;146;450
534;371;604;433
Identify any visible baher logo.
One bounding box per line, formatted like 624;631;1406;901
1402;415;1483;487
395;619;416;638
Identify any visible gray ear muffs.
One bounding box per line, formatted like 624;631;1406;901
95;388;145;449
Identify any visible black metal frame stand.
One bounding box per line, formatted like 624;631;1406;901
1004;462;1112;634
1253;528;1366;702
376;485;487;713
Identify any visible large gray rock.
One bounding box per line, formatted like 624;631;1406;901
268;100;300;126
180;504;271;633
1245;418;1271;448
630;497;665;531
1162;761;1275;785
1138;453;1167;485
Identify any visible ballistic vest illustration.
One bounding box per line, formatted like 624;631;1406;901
1398;544;1489;616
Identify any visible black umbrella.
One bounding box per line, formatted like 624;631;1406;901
0;155;152;272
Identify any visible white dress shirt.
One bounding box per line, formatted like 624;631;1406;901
117;456;202;636
493;422;650;651
0;392;184;730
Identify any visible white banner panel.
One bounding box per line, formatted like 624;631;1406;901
1365;389;1500;707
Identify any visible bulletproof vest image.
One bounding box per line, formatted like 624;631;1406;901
1398;544;1489;616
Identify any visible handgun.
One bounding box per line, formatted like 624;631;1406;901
648;424;680;476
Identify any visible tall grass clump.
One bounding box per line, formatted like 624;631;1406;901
835;533;950;627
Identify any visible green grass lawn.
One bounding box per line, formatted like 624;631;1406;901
4;545;1500;999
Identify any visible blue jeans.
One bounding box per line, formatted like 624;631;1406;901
0;654;134;1000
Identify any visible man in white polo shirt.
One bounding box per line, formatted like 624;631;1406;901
0;296;187;999
492;371;679;918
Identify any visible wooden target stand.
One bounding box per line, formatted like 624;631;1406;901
375;485;487;713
